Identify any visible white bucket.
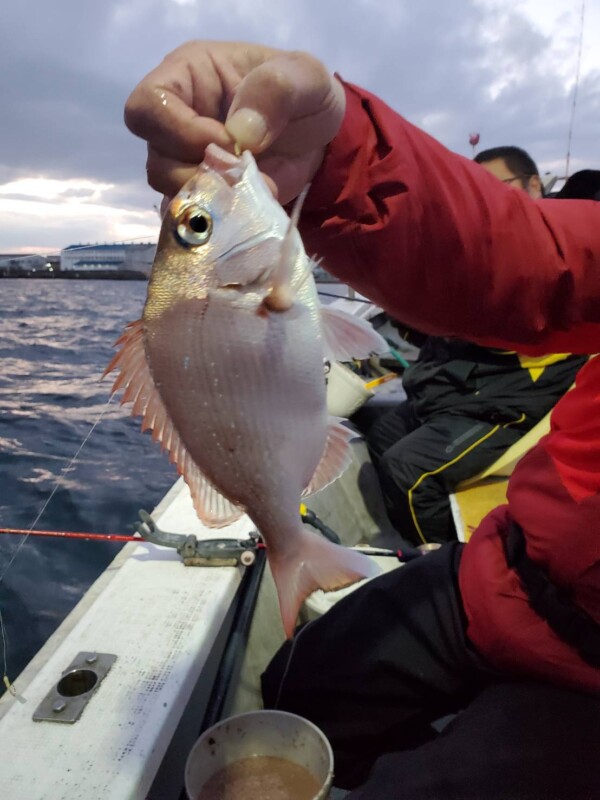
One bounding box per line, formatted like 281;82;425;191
326;362;374;418
185;709;334;800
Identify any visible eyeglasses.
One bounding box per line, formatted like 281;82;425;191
501;175;533;185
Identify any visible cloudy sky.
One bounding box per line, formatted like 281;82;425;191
1;0;598;254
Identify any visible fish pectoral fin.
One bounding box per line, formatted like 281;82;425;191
105;319;244;529
302;418;354;497
270;531;381;638
320;306;388;361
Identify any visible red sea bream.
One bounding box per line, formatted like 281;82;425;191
106;144;385;635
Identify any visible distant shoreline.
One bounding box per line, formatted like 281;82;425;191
0;269;148;281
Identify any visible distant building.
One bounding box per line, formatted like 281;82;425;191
60;242;156;276
0;253;47;271
123;243;156;277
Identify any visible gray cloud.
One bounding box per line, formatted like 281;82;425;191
0;0;598;250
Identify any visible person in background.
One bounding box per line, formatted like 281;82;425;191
473;144;544;196
362;145;586;545
124;42;600;799
555;168;600;200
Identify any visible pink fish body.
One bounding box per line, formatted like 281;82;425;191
107;145;385;636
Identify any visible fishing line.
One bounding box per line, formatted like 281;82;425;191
317;291;374;304
0;608;10;691
565;0;586;178
0;608;23;700
0;392;115;689
272;618;316;710
0;394;114;585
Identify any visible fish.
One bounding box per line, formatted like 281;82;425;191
106;144;387;637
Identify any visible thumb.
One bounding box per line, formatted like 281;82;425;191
226;107;271;153
225;52;344;154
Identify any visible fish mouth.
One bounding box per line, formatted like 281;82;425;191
203;144;247;186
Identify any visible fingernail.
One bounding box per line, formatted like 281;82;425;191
226;109;268;151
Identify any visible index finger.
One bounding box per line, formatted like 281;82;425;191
124;58;234;163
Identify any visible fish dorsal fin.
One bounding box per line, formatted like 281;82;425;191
320;306;388;361
302;418;355;497
105;320;244;528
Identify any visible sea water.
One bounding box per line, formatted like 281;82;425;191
0;278;178;690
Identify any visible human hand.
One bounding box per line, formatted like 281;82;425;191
124;41;346;205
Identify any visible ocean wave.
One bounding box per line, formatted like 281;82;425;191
0;279;176;688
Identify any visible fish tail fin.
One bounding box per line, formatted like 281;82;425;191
269;529;380;638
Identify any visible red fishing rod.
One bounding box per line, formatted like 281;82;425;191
0;527;139;542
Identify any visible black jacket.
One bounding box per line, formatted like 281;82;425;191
401;336;587;427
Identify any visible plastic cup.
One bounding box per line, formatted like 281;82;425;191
326;362;374;418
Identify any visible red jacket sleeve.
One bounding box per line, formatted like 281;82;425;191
300;80;600;356
300;80;600;689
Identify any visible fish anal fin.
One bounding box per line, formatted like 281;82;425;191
270;531;380;637
321;306;388;361
105;319;244;528
302;418;354;497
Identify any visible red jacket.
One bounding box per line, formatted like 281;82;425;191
300;80;600;692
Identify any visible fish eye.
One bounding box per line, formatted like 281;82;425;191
175;205;213;247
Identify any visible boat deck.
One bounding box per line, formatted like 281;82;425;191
0;294;408;798
0;480;250;800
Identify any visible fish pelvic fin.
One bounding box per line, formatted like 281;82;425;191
270;530;381;638
104;320;244;528
183;459;246;528
321;306;388;361
302;418;354;497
